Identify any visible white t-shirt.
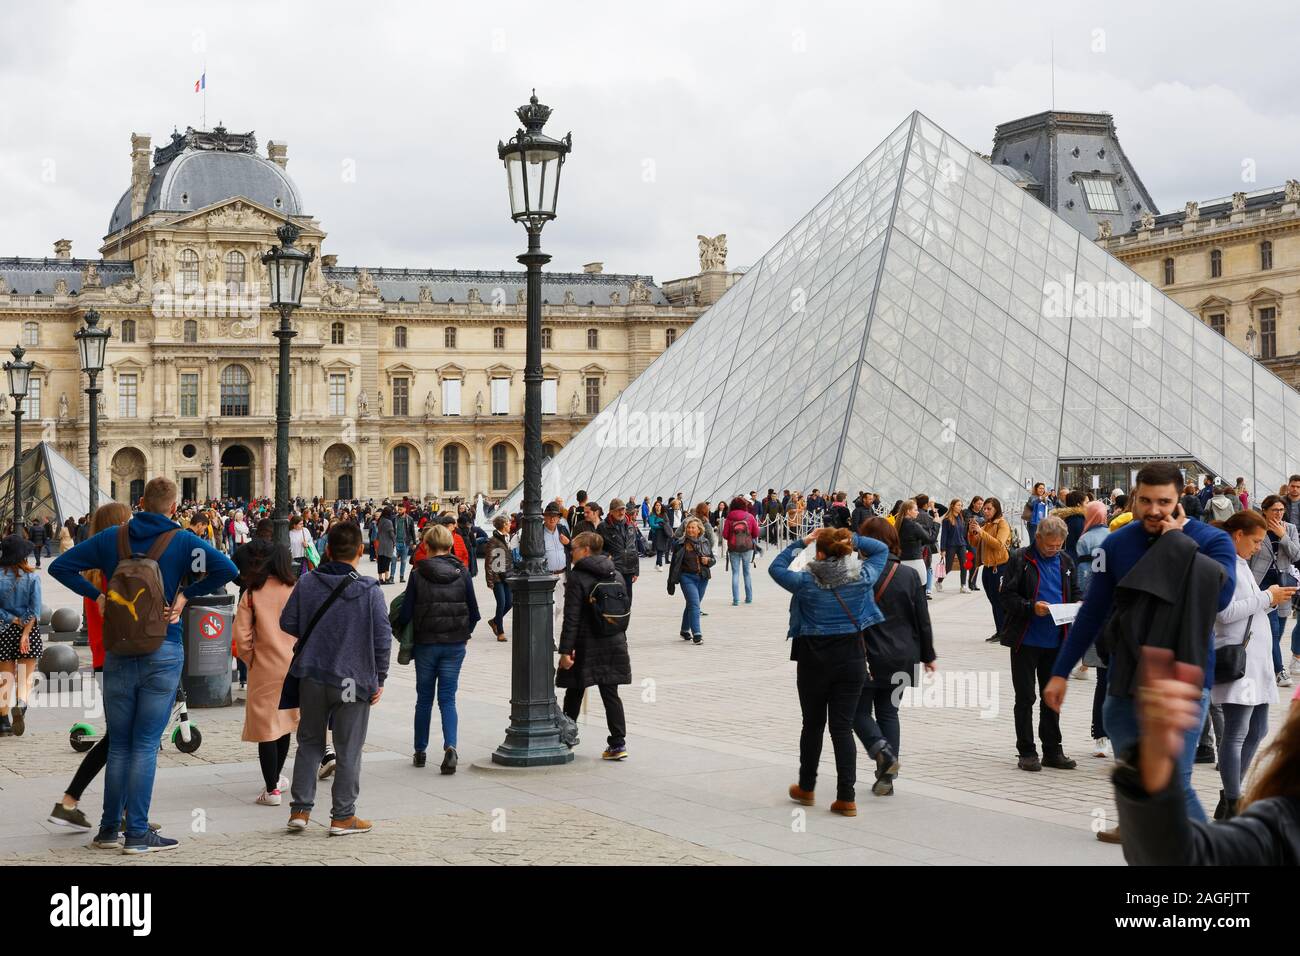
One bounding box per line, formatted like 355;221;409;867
288;527;308;559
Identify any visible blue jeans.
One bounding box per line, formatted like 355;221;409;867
492;580;512;633
1269;609;1284;675
100;642;184;837
1103;689;1209;824
413;642;466;752
924;555;934;594
729;553;752;603
680;573;707;635
396;544;409;581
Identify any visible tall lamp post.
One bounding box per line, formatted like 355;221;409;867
74;309;111;514
492;91;573;767
261;223;314;548
4;344;32;533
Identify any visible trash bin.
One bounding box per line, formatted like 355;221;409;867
182;592;236;708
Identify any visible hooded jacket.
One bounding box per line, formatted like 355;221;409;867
556;553;632;689
279;562;392;698
405;554;478;644
598;515;641;580
1050;505;1087;558
769;536;889;638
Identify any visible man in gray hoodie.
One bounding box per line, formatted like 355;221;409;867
280;521;391;836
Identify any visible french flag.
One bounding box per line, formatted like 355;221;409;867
195;73;205;92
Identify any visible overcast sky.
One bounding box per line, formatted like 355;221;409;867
3;0;1299;283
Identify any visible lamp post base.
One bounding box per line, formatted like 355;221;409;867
491;569;574;767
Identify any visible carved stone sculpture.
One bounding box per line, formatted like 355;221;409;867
418;285;433;304
628;278;651;303
58;393;69;422
697;233;728;271
425;390;436;416
1286;180;1300;203
356;269;377;294
82;263;101;289
205;246;220;281
357;389;368;416
1184;201;1199;222
1096;219;1113;240
1231;191;1247;214
1139;210;1156;231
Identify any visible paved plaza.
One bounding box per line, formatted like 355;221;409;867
0;549;1279;866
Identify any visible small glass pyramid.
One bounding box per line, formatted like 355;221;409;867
0;441;114;530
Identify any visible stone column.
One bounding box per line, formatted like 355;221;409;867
425;437;438;500
208;357;221;418
471;434;485;499
209;437;221;499
357;436;370;501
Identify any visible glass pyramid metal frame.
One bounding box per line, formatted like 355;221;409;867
0;441;114;530
507;112;1300;512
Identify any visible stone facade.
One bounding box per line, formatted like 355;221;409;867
0;128;722;504
1098;181;1300;389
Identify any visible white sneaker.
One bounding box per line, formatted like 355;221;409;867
256;789;282;806
278;775;289;792
1092;737;1111;758
1278;672;1294;688
960;585;969;594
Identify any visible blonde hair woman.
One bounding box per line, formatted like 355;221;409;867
669;516;713;644
968;497;1012;641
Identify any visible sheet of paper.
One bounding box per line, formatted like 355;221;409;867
1048;602;1082;626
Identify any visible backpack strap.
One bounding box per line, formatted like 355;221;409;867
145;528;179;562
830;586;862;633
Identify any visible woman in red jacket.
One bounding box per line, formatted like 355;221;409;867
46;502;132;832
722;497;760;606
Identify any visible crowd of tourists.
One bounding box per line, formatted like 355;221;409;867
3;464;1300;864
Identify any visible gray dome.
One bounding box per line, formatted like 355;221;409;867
108;129;302;235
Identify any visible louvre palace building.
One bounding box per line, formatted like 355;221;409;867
0;126;739;505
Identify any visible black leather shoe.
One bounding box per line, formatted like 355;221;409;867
413;751;426;768
1213;789;1226;821
1018;755;1042;772
440;747;458;775
985;634;1002;643
1195;746;1216;765
1042;753;1077;770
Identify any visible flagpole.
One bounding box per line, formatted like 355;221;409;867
202;62;207;128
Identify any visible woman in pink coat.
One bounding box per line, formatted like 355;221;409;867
234;541;300;807
722;496;760;605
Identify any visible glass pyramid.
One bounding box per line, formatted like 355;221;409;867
507;112;1300;512
0;441;114;530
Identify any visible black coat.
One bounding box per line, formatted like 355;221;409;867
556;554;632;690
667;534;713;591
898;518;930;562
1100;531;1226;699
1113;750;1300;865
863;558;934;679
997;544;1079;651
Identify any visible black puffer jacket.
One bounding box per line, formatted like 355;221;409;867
898;518;930;562
409;555;473;644
556;554;632;690
1114;749;1300;865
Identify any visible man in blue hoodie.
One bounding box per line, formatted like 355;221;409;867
1044;461;1236;831
280;521;391;837
50;477;238;854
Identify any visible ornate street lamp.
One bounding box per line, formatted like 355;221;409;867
492;91;573;767
74;309;111;514
4;344;32;531
261;223;314;548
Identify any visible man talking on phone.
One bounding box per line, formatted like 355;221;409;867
1043;461;1237;834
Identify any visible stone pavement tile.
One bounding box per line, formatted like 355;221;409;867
797;845;924;866
712;841;819;866
710;820;854;855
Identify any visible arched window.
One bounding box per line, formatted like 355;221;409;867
541;327;553;349
330;321;345;345
394;325;408;349
444;327;457;349
178;249;200;291
491;443;509;490
119;319;135;344
183;319;198;344
493;327;505;349
666;327;677;346
224;250;246;288
392;445;410;493
1162;257;1175;286
587;328;599;349
1210;249;1222;279
220;364;251;416
1261;241;1274;271
442;445;460;492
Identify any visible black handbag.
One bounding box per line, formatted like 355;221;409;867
278;571;360;710
1214;615;1252;685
